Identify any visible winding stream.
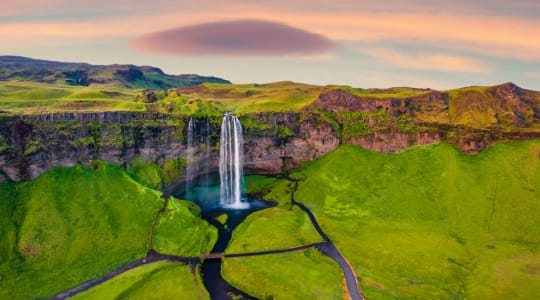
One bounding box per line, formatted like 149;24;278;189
177;183;276;300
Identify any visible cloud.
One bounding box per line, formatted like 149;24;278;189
2;10;539;61
131;20;334;57
4;0;540;18
358;48;492;73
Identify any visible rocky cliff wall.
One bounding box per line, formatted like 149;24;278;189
1;107;539;185
0;112;341;183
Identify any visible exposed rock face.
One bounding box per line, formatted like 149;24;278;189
315;89;449;120
0;113;187;181
311;84;540;153
348;130;441;153
1;82;539;184
0;112;340;182
243;113;339;173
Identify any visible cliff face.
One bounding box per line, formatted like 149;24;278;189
242;113;339;174
0;112;340;183
0;112;187;182
1;82;539;184
311;83;540;153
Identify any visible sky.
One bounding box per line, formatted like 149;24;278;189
1;0;540;89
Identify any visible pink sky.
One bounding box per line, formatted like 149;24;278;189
1;0;539;89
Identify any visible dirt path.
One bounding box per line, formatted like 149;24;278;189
286;176;364;300
49;250;199;299
225;242;328;258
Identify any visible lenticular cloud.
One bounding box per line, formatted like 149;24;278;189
131;19;335;57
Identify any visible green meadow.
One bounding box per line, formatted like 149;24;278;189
236;140;540;299
225;206;323;253
1;76;539;299
0;81;143;114
153;197;217;256
71;261;209;300
223;249;345;300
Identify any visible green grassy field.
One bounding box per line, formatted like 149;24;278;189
289;141;540;299
245;175;295;205
0;81;144;114
225;206;323;253
223;249;345;299
153;198;217;256
0;162;215;299
240;140;540;299
327;85;432;99
71;261;209;300
2;80;538;135
176;81;324;114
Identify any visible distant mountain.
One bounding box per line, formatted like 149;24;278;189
0;56;230;89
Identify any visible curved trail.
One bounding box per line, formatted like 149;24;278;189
49;250;199;300
225;242;327;258
288;178;363;300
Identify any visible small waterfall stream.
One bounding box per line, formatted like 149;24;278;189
185;117;195;200
204;118;211;186
219;114;248;208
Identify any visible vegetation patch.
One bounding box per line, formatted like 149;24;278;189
245;175;294;205
222;249;345;300
153;198;217;256
0;162;213;299
289;141;540;299
72;262;210;300
226;206;323;253
126;157;186;190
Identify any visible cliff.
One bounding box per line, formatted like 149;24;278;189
0;112;340;185
1;82;539;185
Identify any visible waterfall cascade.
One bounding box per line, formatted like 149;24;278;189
219;113;248;208
204;118;211;185
185;117;195;199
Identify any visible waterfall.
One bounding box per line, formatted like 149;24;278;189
204;117;211;186
185;117;195;199
219;114;248;208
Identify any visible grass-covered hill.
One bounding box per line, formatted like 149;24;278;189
174;81;540;131
1;65;539;135
241;140;540;299
0;162;216;299
0;56;229;89
1;57;538;134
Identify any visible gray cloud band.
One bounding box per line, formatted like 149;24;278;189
131;19;335;57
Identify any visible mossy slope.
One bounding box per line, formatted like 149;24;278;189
0;162;215;299
289;141;540;299
71;262;209;300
